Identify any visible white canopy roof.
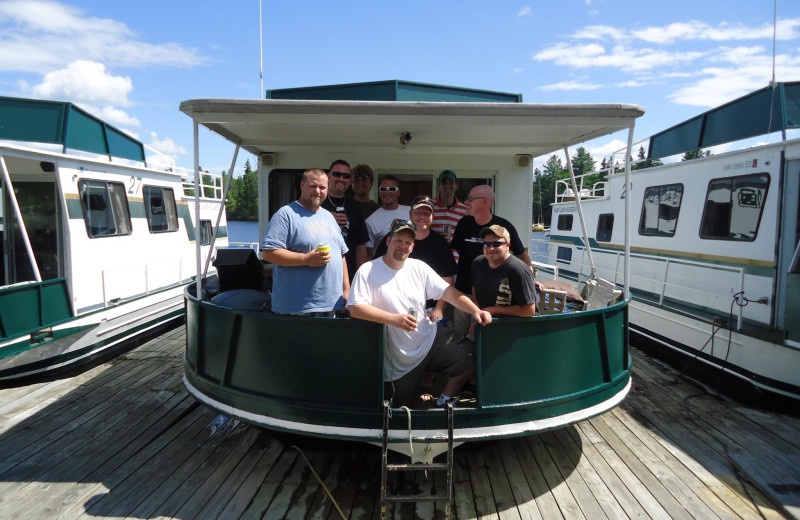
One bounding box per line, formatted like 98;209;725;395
179;99;644;157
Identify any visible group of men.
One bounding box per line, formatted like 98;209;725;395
260;161;536;407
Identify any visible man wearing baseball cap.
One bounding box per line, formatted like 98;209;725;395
349;218;491;408
431;170;468;261
472;225;536;317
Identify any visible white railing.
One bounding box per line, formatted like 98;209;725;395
567;246;745;330
532;261;559;281
177;166;224;200
555;175;609;203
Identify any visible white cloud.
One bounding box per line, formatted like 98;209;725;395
517;6;531;17
148;132;187;158
534;43;706;72
571;18;800;45
585;139;629;161
96;106;141;128
539;80;602;91
0;0;206;73
29;60;133;106
511;67;524;75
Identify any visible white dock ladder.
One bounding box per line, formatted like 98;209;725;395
380;400;455;519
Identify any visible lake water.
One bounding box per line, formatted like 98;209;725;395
227;220;260;245
227;219;551;263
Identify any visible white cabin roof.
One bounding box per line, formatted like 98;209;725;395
179;99;644;157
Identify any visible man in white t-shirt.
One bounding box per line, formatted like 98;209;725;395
364;175;410;256
348;219;492;408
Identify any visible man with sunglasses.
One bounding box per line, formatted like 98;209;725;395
321;159;368;281
349;163;379;220
261;168;349;316
451;185;531;336
349;219;491;408
364;175;410;256
472;225;536;318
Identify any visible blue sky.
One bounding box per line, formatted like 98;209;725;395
1;0;799;175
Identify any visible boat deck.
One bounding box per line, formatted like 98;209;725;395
0;327;798;520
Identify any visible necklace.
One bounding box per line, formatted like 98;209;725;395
327;195;345;212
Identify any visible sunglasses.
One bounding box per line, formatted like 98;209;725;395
379;186;399;192
466;195;486;202
390;219;417;231
353;174;372;180
330;171;351;179
482;240;508;248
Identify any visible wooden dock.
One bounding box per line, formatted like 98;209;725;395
1;327;799;520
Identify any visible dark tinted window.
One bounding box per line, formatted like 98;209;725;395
557;214;573;231
144;186;178;233
78;180;132;238
700;173;769;241
556;246;572;263
639;184;683;237
596;214;614;242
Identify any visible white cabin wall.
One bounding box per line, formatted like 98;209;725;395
256;151;534;252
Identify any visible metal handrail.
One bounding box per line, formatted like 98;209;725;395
568;246;745;329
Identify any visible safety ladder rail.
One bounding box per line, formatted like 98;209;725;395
380;400;454;520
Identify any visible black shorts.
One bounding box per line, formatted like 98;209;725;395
386;323;474;407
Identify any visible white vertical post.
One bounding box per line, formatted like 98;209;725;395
194;122;202;299
259;0;264;99
0;154;41;282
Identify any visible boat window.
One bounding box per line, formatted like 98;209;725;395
557;214;573;231
143;186;178;233
78;180;132;238
700;173;770;241
199;219;212;246
596;214;614;242
639;184;683;237
556;246;572;263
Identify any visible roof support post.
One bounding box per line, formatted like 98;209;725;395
0;154;41;282
563;146;595;280
194;121;202;299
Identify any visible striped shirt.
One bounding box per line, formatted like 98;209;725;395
431;197;468;261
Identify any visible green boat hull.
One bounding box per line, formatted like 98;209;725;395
184;287;630;443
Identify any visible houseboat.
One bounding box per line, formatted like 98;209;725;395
546;82;800;405
0;96;227;384
179;80;643;459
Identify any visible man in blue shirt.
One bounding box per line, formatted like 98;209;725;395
261;168;349;315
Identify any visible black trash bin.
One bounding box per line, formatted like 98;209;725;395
213;248;264;292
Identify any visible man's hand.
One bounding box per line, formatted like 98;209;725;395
306;249;330;267
473;310;492;326
331;211;348;227
391;313;418;332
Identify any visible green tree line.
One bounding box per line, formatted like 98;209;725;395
224;159;259;221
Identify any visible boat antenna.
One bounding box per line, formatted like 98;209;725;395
771;0;777;88
259;0;264;99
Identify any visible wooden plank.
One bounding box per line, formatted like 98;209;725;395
214;435;291;519
482;443;523;520
577;420;673;520
728;452;800;520
496;439;544;520
563;424;653;520
611;405;756;520
551;427;630;520
281;449;335;520
525;433;585;519
510;436;563;520
304;447;347;520
238;445;300;518
452;447;479;520
631;363;798;514
167;424;267;520
465;446;501;520
598;409;722;520
540;431;607;520
622;389;783;520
